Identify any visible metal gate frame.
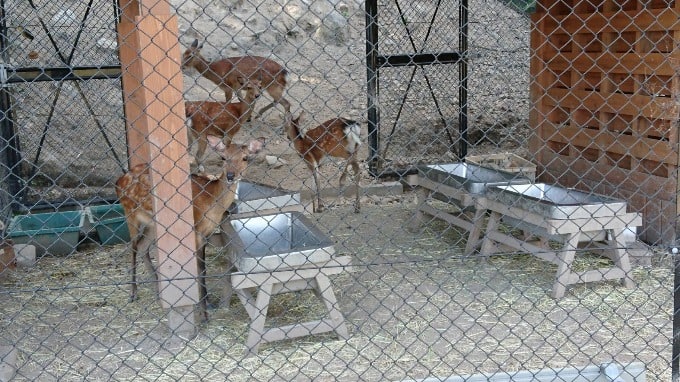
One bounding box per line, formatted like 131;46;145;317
0;0;124;213
364;0;469;177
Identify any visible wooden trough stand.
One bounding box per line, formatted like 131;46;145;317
221;212;351;356
412;163;641;298
469;184;641;298
231;256;351;356
411;163;532;255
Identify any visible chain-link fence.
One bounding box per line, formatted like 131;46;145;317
0;0;675;380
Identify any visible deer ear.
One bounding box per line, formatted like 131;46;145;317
248;137;266;154
207;135;225;151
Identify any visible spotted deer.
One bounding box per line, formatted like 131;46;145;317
115;136;265;320
182;39;290;119
285;112;361;213
185;77;262;168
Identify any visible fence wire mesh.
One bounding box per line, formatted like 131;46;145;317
0;0;675;381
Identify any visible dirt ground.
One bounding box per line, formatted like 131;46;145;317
0;199;672;381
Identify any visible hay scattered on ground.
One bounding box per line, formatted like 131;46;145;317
0;201;673;381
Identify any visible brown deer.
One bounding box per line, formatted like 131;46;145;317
285;112;361;213
115;136;265;321
185;77;261;168
182;39;291;119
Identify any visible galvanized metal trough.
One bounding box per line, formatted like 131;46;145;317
412;162;532;255
488;183;627;220
476;183;641;298
210;181;303;248
230;181;303;218
413;162;642;298
420;162;531;199
229;212;335;273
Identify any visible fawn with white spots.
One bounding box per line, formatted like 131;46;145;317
115;136;265;321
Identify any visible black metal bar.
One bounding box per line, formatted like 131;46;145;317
0;85;23;204
33;84;63;172
372;166;419;180
61;0;123;171
368;0;462;177
377;52;463;67
385;0;454;153
6;66;122;83
67;0;95;65
113;0;130;172
113;0;123;22
377;0;425;167
378;0;455;172
414;0;456;152
381;66;417;161
365;0;380;177
72;81;126;171
0;0;25;209
27;0;121;179
421;65;456;147
27;0;67;63
382;0;454;159
27;0;80;177
0;0;125;209
459;0;469;159
68;1;123;171
419;0;456;151
395;0;419;51
421;1;442;52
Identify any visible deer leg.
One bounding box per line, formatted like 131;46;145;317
339;153;360;213
350;159;361;213
278;97;291;114
197;242;209;322
130;226;158;300
255;98;291;118
135;226;153;273
254;86;290;119
254;102;275;120
222;87;235;102
129;235;139;302
310;162;324;213
339;160;350;187
128;222;140;302
194;135;208;172
339;149;359;186
140;235;157;287
128;224;154;302
187;128;198;167
219;221;244;308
